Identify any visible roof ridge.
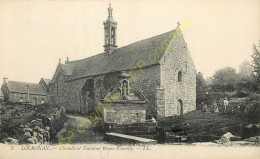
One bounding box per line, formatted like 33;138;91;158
67;52;106;64
8;80;41;85
115;29;176;51
59;27;181;81
67;29;176;64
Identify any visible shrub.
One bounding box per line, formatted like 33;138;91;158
0;118;20;142
197;92;232;106
249;93;260;101
234;100;260;124
245;101;260;123
236;91;249;98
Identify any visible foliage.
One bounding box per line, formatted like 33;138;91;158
197;92;230;106
33;103;60;118
0;118;20;142
235;75;258;92
0;103;68;143
252;42;260;91
248;93;260;101
209;66;258;93
211;67;238;92
236;91;249;98
227;93;260;124
244;100;260;123
234;100;260;124
196;72;207;95
252;43;260;76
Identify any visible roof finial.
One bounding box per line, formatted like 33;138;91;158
108;1;113;17
177;21;180;27
3;77;8;84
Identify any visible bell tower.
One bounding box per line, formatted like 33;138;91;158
103;3;117;54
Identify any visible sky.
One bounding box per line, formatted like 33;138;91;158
0;0;259;85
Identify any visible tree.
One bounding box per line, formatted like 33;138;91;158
211;67;238;92
196;72;207;95
252;42;260;80
196;72;208;108
235;75;257;92
252;41;260;91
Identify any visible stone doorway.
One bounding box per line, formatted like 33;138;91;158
80;79;94;114
177;99;183;115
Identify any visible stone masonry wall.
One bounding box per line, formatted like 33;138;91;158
49;65;161;115
60;78;88;112
49;36;195;118
8;93;46;105
103;102;147;124
127;65;161;116
160;35;196;116
155;87;166;118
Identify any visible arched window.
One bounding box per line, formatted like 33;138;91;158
106;29;109;44
122;80;129;96
178;99;183;115
111;27;115;44
178;71;182;82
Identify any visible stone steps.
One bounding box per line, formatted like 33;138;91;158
104;132;157;144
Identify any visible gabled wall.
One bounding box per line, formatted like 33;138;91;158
160;33;196;116
1;83;9;102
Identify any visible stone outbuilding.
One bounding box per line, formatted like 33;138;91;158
1;78;47;105
49;4;196;118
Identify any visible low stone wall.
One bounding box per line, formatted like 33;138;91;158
104;122;157;137
103;102;147;124
103;132;157;145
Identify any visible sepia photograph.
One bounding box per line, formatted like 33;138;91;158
0;0;259;158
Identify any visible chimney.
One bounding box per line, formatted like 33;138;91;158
66;57;69;63
59;58;61;64
3;77;8;84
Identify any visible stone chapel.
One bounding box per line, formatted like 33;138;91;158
49;4;196;119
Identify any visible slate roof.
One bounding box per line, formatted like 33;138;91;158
41;78;51;85
65;29;177;80
6;81;46;95
61;64;74;75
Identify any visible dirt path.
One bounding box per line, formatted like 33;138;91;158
54;115;104;144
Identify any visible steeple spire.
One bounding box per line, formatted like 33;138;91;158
108;2;113;18
103;2;118;54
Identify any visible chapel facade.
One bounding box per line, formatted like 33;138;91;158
49;4;196;118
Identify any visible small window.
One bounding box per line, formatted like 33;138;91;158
178;71;182;82
41;98;45;104
19;96;23;102
33;98;37;105
111;27;115;44
122;80;129;96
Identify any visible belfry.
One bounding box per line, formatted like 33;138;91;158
103;3;118;54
